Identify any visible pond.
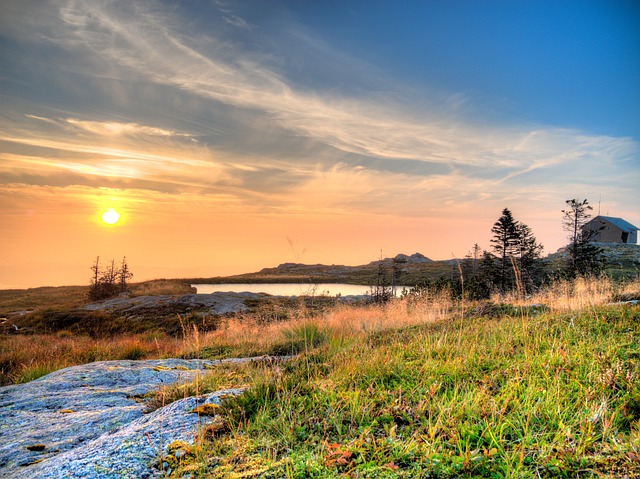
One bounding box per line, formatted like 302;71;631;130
192;283;374;297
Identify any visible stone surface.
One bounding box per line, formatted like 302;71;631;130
83;291;269;316
0;358;257;478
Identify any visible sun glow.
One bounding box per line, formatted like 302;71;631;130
101;208;121;225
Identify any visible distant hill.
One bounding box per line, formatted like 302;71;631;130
190;252;455;286
192;244;640;286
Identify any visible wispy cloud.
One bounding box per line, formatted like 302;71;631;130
222;14;251;29
63;118;192;138
1;0;638;220
43;1;634;172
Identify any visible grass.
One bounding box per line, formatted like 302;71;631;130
0;332;185;385
1;277;639;477
168;301;640;478
0;285;90;316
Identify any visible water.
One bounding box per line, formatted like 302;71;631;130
192;283;373;297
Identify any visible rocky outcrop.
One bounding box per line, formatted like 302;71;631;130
83;291;269;316
0;358;261;478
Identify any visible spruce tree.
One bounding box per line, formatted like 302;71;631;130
490;208;520;291
515;222;544;291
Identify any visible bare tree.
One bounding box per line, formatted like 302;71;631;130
118;257;133;292
562;199;603;276
88;257;133;301
89;256;101;301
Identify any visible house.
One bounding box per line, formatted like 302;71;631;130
581;216;638;244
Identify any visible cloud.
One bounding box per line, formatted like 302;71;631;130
222;14;251;29
63;118;191;138
42;1;634;171
1;0;637;222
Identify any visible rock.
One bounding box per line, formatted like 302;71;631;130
394;253;432;264
606;300;639;306
82;291;269;316
0;357;261;478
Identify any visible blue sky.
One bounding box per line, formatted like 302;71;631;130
0;0;638;287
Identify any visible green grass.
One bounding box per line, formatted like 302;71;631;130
13;363;61;384
166;304;640;478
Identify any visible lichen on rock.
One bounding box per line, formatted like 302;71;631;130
0;358;257;478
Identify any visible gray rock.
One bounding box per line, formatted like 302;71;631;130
0;358;259;478
82;292;268;316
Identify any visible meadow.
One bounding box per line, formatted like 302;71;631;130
1;277;639;477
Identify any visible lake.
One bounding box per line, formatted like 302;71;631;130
192;283;373;297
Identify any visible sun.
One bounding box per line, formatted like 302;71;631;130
101;208;121;225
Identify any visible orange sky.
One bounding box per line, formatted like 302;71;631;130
0;178;613;289
1;1;638;289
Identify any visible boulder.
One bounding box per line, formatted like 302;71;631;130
0;358;258;478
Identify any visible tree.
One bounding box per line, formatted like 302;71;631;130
514;222;544;291
88;257;133;301
370;251;393;303
118;257;133;292
490;208;520;291
462;243;482;280
561;199;604;277
488;208;544;294
89;256;101;301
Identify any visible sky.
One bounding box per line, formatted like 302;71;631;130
1;0;639;289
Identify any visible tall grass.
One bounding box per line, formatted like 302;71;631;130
126;276;638;478
3;277;638;387
494;275;639;311
169;301;640;478
2;276;639;476
0;333;184;385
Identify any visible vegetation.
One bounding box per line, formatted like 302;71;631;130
486;208;543;294
1;199;639;476
154;276;639;479
88;256;133;301
562;199;604;277
2;276;639;478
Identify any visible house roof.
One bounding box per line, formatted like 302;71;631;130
587;216;639;232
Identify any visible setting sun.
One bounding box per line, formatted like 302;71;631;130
101;208;121;225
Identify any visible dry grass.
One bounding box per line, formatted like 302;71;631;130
494;276;640;311
130;279;196;297
0;286;90;315
2;276;638;387
0;332;184;385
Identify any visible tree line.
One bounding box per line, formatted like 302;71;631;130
381;198;604;302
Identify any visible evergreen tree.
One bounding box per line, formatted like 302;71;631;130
488;208;544;293
490;208;520;291
515;222;544;291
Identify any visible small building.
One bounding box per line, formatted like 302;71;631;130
582;216;638;244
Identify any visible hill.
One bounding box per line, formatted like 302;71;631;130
190;244;640;286
188;252;457;286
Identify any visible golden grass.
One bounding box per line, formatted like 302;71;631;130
187;288;455;358
0;332;184;385
493;276;640;311
2;276;638;387
130;279;196;297
0;286;89;315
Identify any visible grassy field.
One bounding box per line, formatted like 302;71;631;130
1;277;639;477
